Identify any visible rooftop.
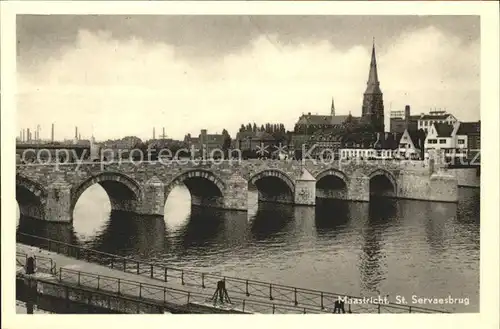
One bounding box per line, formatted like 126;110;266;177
457;121;481;135
434;123;455;137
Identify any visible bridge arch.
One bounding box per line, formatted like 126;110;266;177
165;169;226;208
71;172;143;214
368;168;397;198
249;169;295;204
315;169;349;200
16;175;47;220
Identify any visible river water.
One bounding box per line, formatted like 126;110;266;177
16;186;480;312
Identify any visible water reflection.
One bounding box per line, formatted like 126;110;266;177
16;185;481;312
250;203;294;241
358;199;396;293
315;199;351;235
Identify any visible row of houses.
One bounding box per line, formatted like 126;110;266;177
181;121;480;162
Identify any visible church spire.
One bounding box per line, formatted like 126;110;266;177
331;97;335;117
361;38;385;132
365;39;381;94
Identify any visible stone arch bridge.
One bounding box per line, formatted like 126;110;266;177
15;159;458;222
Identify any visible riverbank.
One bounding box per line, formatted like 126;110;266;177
16;241;449;314
16;243;326;314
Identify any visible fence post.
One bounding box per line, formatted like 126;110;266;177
150;264;154;278
164;268;167;282
117;279;121;295
78;271;81;286
202;273;205;288
59;268;62;281
97;276;100;290
181;271;184;285
272;304;275;314
245;280;249;296
409;306;412;313
378;304;381;314
163;287;166;303
320;292;324;309
139;283;142;298
242;300;245;312
136;262;140;275
269;284;273;300
187;292;191;304
294;288;298;306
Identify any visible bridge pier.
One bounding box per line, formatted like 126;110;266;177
347;175;370;202
137;176;165;216
45;177;72;223
222;173;248;211
294;169;316;206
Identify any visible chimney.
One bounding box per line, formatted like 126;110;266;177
51;123;54;142
22;129;25;142
75;126;78;139
162;127;165;139
27;128;31;141
404;105;411;129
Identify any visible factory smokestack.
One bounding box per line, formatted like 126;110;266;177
162;127;165;139
51;123;54;142
22;129;25;142
75;126;78;139
27;128;31;141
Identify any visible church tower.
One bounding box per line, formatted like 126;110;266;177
361;40;385;132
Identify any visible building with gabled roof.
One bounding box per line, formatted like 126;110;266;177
456;121;481;162
418;110;457;134
396;128;425;159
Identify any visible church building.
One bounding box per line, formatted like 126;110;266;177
361;41;385;132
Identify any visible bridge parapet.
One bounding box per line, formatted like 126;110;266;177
15;159;457;222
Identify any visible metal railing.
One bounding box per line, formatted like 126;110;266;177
15;251;327;314
16;251;58;276
17;232;449;314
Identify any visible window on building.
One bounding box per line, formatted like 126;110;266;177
439;139;446;144
428;139;437;144
458;139;465;144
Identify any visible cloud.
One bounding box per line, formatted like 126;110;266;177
17;26;479;141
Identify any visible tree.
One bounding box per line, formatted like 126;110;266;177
417;128;427;159
222;129;232;158
252;123;257;132
239;124;245;132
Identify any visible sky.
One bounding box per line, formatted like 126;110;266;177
16;15;480;141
